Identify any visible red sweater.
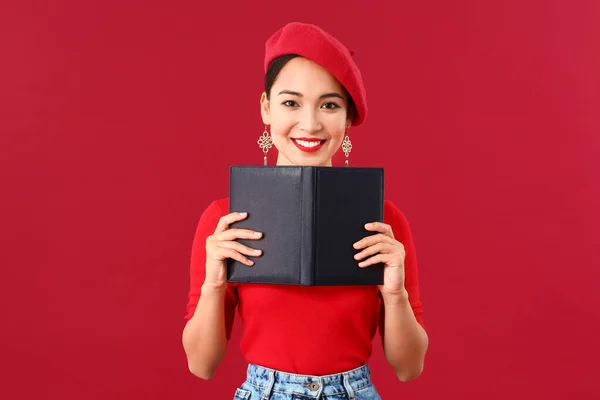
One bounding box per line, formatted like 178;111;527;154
185;197;424;376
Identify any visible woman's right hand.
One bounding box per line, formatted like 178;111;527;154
204;212;262;290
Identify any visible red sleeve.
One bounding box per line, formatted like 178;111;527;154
380;200;425;335
184;199;238;340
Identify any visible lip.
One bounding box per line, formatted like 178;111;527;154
293;137;324;142
292;138;326;153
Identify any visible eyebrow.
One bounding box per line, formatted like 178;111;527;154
277;90;345;100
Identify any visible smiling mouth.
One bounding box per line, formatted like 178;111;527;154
292;138;326;152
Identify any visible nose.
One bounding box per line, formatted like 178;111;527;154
298;107;322;133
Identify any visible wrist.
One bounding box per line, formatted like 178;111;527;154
201;281;228;296
380;288;410;307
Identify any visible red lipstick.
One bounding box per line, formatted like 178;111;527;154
291;138;326;153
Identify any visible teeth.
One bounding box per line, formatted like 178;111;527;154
296;140;321;148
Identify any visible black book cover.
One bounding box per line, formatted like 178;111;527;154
227;165;384;286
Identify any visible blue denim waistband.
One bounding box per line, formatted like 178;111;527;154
243;363;373;399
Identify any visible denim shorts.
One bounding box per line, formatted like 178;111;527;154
233;363;382;400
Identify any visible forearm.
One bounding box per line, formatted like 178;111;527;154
381;289;429;382
182;283;229;379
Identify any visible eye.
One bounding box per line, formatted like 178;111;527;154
282;100;298;107
322;102;340;109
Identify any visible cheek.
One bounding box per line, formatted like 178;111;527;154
330;135;345;151
270;124;291;142
328;121;347;142
269;109;295;138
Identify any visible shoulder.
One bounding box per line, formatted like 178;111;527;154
383;199;415;241
200;197;229;219
193;197;230;238
211;197;229;215
383;199;409;225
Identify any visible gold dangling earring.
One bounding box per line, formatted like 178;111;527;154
342;134;352;167
257;125;273;166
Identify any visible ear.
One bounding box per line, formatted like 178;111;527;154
260;92;271;125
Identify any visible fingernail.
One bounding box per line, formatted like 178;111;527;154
253;231;262;237
253;249;261;254
365;223;372;229
239;212;247;216
353;241;360;248
354;253;360;260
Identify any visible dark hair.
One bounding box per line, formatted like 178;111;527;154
265;54;357;124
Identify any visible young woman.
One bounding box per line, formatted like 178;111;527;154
182;22;429;400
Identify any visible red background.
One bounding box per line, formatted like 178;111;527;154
2;1;599;399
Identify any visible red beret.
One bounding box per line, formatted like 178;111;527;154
264;22;368;126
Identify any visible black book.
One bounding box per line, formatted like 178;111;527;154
227;165;384;286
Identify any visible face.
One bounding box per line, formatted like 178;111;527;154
260;57;352;166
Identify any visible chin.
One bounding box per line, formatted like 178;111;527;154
279;153;331;167
288;147;336;166
294;157;332;167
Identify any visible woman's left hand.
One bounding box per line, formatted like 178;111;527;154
353;222;407;298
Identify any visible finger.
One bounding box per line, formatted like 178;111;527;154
353;233;394;249
364;222;394;238
354;242;393;261
214;212;249;234
358;253;391;268
214;228;263;241
213;247;254;266
217;241;262;257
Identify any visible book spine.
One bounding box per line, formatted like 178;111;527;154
299;167;315;285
